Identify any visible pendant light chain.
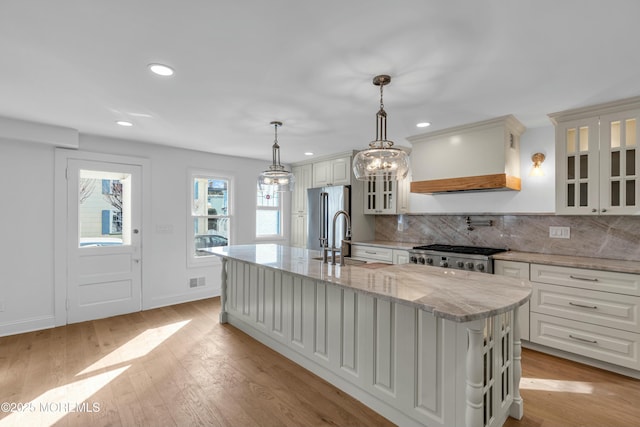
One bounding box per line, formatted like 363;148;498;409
272;122;280;167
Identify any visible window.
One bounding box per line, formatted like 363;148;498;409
79;171;129;247
190;174;230;260
256;186;283;239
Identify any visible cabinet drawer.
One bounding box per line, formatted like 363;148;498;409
352;245;393;263
531;264;640;296
531;282;640;333
530;313;640;370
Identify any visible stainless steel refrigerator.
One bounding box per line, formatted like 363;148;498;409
306;185;351;253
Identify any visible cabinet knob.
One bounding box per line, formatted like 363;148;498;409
591;208;597;212
601;208;607;213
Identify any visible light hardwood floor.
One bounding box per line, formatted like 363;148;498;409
1;298;638;427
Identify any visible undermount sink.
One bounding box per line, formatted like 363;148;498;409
311;256;367;266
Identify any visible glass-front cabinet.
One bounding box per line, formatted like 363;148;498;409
551;98;640;215
363;172;410;215
600;112;637;213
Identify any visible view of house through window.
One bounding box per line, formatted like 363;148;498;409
192;176;230;257
79;170;131;247
256;186;282;238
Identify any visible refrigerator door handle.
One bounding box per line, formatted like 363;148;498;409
320;192;328;247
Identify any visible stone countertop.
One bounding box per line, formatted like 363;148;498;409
354;241;640;275
493;251;640;274
210;244;531;323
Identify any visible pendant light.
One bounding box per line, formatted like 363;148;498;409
257;121;295;192
352;75;410;181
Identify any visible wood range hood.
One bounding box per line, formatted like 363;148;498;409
407;115;526;194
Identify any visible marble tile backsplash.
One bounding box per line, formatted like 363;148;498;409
376;215;640;261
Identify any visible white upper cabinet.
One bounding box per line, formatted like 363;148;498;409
363;173;410;215
599;111;638;214
550;97;640;215
312;156;351;187
292;164;312;214
291;164;313;249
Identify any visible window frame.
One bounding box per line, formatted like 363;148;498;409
255;186;285;241
187;169;233;267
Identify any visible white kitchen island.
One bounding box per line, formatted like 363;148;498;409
210;244;531;427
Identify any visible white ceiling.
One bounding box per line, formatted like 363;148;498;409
2;0;640;164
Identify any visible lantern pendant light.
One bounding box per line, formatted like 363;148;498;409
352;75;410;181
257;121;295;192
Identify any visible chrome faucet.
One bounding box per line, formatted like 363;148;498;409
330;209;352;266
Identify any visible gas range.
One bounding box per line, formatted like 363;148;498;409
408;244;507;273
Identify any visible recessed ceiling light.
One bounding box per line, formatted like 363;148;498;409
148;63;174;76
304;152;314;156
116;120;133;127
416;122;431;128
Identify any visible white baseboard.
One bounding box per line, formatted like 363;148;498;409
145;288;220;311
523;340;640;380
0;315;56;338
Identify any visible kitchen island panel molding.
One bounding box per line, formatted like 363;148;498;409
218;253;524;427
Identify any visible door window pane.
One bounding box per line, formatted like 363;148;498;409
567;156;575;180
611;121;621;148
79;170;130;247
627;149;636;176
579;183;588;207
626;119;636;147
567;183;575;207
579;126;589;151
567;128;576;153
611;151;620;177
579;155;589;179
627;180;636;206
611;181;620;206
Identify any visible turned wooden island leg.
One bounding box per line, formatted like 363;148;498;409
510;305;524;419
466;319;484;427
219;258;228;323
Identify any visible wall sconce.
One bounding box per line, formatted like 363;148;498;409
529;152;546;177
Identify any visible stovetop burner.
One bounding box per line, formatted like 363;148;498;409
412;244;507;256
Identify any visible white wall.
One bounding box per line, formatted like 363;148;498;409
0;131;289;336
0;139;56;334
407;125;556;213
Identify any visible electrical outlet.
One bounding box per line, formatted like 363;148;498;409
549;226;570;239
190;277;206;288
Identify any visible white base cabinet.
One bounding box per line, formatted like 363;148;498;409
220;258;523;427
529;263;640;372
291;213;307;248
494;260;530;341
351;244;393;264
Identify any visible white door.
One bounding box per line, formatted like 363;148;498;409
66;159;142;323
